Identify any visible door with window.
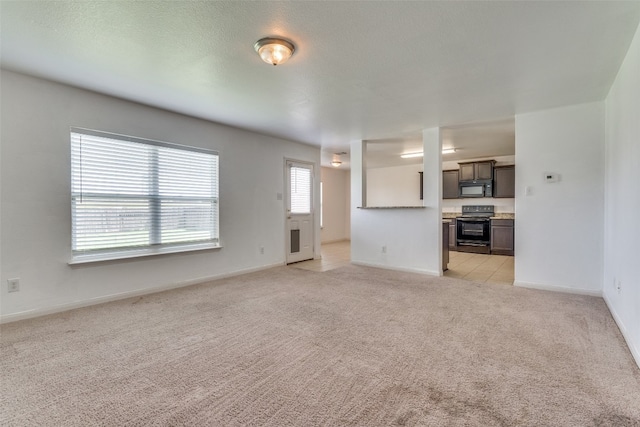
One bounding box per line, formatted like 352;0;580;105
286;160;314;263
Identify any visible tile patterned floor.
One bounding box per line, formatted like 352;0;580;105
291;241;514;286
290;240;351;272
444;251;514;286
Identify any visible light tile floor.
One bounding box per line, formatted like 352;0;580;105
444;251;514;286
290;240;351;272
291;241;514;285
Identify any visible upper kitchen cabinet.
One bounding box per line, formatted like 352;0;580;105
459;160;495;182
493;165;515;198
443;170;459;199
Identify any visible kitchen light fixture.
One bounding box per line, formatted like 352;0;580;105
330;160;342;167
400;152;424;159
401;148;457;158
254;37;295;66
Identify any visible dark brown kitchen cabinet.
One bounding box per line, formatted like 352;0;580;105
491;219;514;256
449;219;457;251
443;170;459;199
459;160;495;182
494;165;515;198
443;221;450;271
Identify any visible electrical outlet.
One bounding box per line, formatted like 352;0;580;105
259;246;264;255
382;245;387;254
7;278;20;293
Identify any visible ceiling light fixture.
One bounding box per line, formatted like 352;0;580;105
254;37;295;66
331;151;346;167
400;148;457;158
400;152;424;159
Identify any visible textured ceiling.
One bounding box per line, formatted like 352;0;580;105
2;1;639;167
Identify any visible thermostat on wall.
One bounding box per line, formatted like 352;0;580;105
543;172;559;183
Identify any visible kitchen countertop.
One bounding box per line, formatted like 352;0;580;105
491;213;515;220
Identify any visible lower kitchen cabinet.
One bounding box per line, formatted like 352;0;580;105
443;221;450;271
491;219;514;256
449;219;457;251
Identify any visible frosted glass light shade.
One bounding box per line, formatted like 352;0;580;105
254;38;295;66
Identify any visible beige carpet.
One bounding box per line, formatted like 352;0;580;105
1;265;639;426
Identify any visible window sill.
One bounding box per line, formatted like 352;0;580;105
69;242;222;265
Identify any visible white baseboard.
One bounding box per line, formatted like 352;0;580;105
603;293;640;370
514;280;603;297
0;262;284;324
320;238;350;244
351;261;440;277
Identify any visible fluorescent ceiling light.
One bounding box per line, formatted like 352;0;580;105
401;148;456;158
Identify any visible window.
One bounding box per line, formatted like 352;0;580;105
289;165;311;214
70;128;219;261
320;181;323;228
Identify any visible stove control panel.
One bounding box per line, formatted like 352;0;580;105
461;205;495;216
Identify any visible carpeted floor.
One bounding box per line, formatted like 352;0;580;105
1;265;639;426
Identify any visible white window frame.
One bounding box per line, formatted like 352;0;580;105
69;128;220;264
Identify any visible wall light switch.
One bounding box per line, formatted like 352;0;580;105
544;172;559;183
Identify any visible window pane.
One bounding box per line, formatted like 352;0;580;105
290;166;311;214
72;197;151;251
160;199;217;244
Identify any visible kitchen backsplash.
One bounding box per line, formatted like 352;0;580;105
442;198;515;214
442;211;515;219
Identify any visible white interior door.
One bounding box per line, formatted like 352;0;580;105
286;160;314;264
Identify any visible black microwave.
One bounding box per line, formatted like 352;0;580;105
459;180;493;198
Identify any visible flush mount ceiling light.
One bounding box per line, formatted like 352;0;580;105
442;148;457;154
331;151;346;167
254;37;295;66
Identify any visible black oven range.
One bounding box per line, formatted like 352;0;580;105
456;205;494;254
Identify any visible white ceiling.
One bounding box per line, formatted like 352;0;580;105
2;1;639;167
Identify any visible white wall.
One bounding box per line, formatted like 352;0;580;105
603;21;640;367
366;163;423;207
0;70;320;321
320;167;350;243
442;155;515;213
514;102;604;295
350;129;442;275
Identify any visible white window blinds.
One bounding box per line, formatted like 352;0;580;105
290;166;311;214
71;129;219;255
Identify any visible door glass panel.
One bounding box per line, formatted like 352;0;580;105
290;166;311;214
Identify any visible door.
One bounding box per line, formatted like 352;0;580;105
286;160;314;263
